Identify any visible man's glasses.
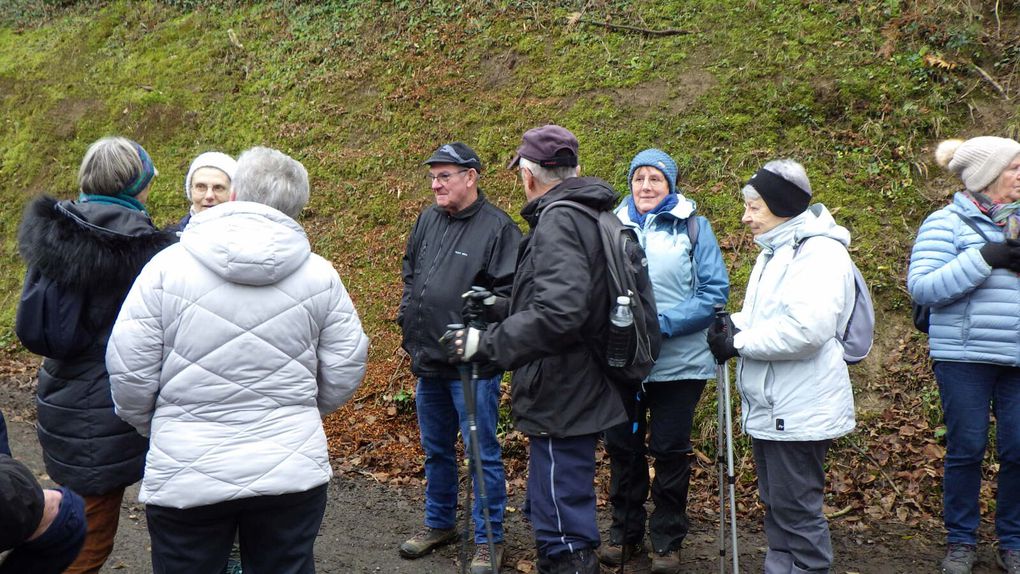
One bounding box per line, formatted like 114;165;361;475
425;169;469;184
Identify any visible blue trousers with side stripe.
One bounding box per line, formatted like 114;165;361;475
526;433;600;558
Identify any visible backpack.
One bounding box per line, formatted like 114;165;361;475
793;237;875;364
545;200;662;387
15;267;93;360
912;210;992;333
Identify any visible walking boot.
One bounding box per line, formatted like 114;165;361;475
542;548;599;574
596;542;644;566
470;542;504;574
651;548;681;574
398;527;458;559
998;548;1020;574
940;543;977;574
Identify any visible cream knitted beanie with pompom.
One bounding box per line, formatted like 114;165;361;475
935;136;1020;192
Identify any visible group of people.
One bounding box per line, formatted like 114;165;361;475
0;126;1017;574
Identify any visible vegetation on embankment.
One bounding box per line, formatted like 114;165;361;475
2;0;1018;527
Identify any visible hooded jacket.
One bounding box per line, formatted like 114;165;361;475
730;204;856;441
15;196;176;495
474;177;629;437
614;194;729;382
908;192;1020;365
398;191;521;380
106;202;369;509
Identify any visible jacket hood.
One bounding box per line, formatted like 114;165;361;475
614;192;697;226
755;203;850;252
17;195;176;291
181;201;311;286
521;176;619;225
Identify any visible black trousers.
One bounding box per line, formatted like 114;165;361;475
146;484;327;574
604;380;706;553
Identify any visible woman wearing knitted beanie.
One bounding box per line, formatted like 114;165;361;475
908;136;1020;574
14;136;177;574
708;159;858;574
599;149;730;573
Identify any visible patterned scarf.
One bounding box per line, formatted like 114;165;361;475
963;190;1020;239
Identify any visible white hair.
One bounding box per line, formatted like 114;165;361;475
742;158;812;201
232;147;309;219
519;157;579;187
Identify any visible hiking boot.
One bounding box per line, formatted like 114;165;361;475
998;548;1020;573
398;527;458;559
941;543;977;574
651;549;681;574
595;542;644;566
540;548;599;574
470;542;504;574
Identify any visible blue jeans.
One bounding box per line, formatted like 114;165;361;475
935;361;1020;550
0;486;87;574
416;375;506;544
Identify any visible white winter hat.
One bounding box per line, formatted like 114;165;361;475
184;151;237;199
935;136;1020;193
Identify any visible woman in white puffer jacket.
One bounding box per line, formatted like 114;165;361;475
708;159;855;574
106;147;369;574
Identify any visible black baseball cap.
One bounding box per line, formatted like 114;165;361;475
0;454;44;551
507;124;579;169
424;142;483;172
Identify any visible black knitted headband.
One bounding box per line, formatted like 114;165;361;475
746;168;810;217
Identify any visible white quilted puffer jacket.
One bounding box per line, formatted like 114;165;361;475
107;201;369;509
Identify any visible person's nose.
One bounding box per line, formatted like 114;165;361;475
741;207;752;224
431;177;443;191
203;188;217;202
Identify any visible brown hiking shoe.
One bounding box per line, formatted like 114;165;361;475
398;527;458;559
470;542;504;574
596;541;645;566
651;549;681;574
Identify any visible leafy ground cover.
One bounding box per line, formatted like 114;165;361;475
2;0;1019;541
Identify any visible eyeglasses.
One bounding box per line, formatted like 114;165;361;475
425;169;469;184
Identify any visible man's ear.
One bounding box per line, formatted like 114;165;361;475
229;190;237;202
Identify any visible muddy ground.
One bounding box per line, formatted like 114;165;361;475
0;375;1005;574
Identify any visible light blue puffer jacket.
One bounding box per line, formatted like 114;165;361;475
907;192;1020;366
615;194;729;382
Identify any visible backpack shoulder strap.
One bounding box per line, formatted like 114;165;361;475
948;209;993;242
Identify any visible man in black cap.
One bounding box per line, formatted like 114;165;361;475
396;142;521;573
0;454;87;573
443;125;644;574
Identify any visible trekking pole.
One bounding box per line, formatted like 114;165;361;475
713;305;741;573
714;359;726;574
460;288;498;573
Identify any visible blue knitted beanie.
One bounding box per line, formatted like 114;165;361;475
628;148;677;195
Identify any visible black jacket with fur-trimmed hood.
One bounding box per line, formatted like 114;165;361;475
474;177;629;437
16;196;176;495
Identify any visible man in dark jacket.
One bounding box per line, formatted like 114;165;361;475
15;136;176;574
397;142;521;573
446;125;646;574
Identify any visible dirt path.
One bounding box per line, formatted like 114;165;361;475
0;377;1004;573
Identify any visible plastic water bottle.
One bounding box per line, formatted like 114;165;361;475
606;295;633;367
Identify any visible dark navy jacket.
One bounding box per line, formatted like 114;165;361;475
16;196;176;495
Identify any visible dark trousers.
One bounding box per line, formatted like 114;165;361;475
0;486;87;574
752;439;833;574
604;380;706;553
146;485;328;574
527;434;600;558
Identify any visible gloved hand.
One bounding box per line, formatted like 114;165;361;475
461;287;496;327
707;315;740;364
439;326;481;363
979;241;1020;270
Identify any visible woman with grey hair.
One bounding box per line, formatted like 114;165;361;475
708;159;856;574
908;136;1020;574
15;136;176;574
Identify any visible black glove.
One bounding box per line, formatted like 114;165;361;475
979;241;1011;271
439;325;481;363
707;315;740;364
461;287;496;327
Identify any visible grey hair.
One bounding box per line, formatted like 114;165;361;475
519;157;579;187
78;136;143;196
741;158;812;201
232;147;310;219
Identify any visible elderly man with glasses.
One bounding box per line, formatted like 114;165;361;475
396;142;521;573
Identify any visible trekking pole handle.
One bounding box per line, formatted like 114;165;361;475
713;304;729;328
